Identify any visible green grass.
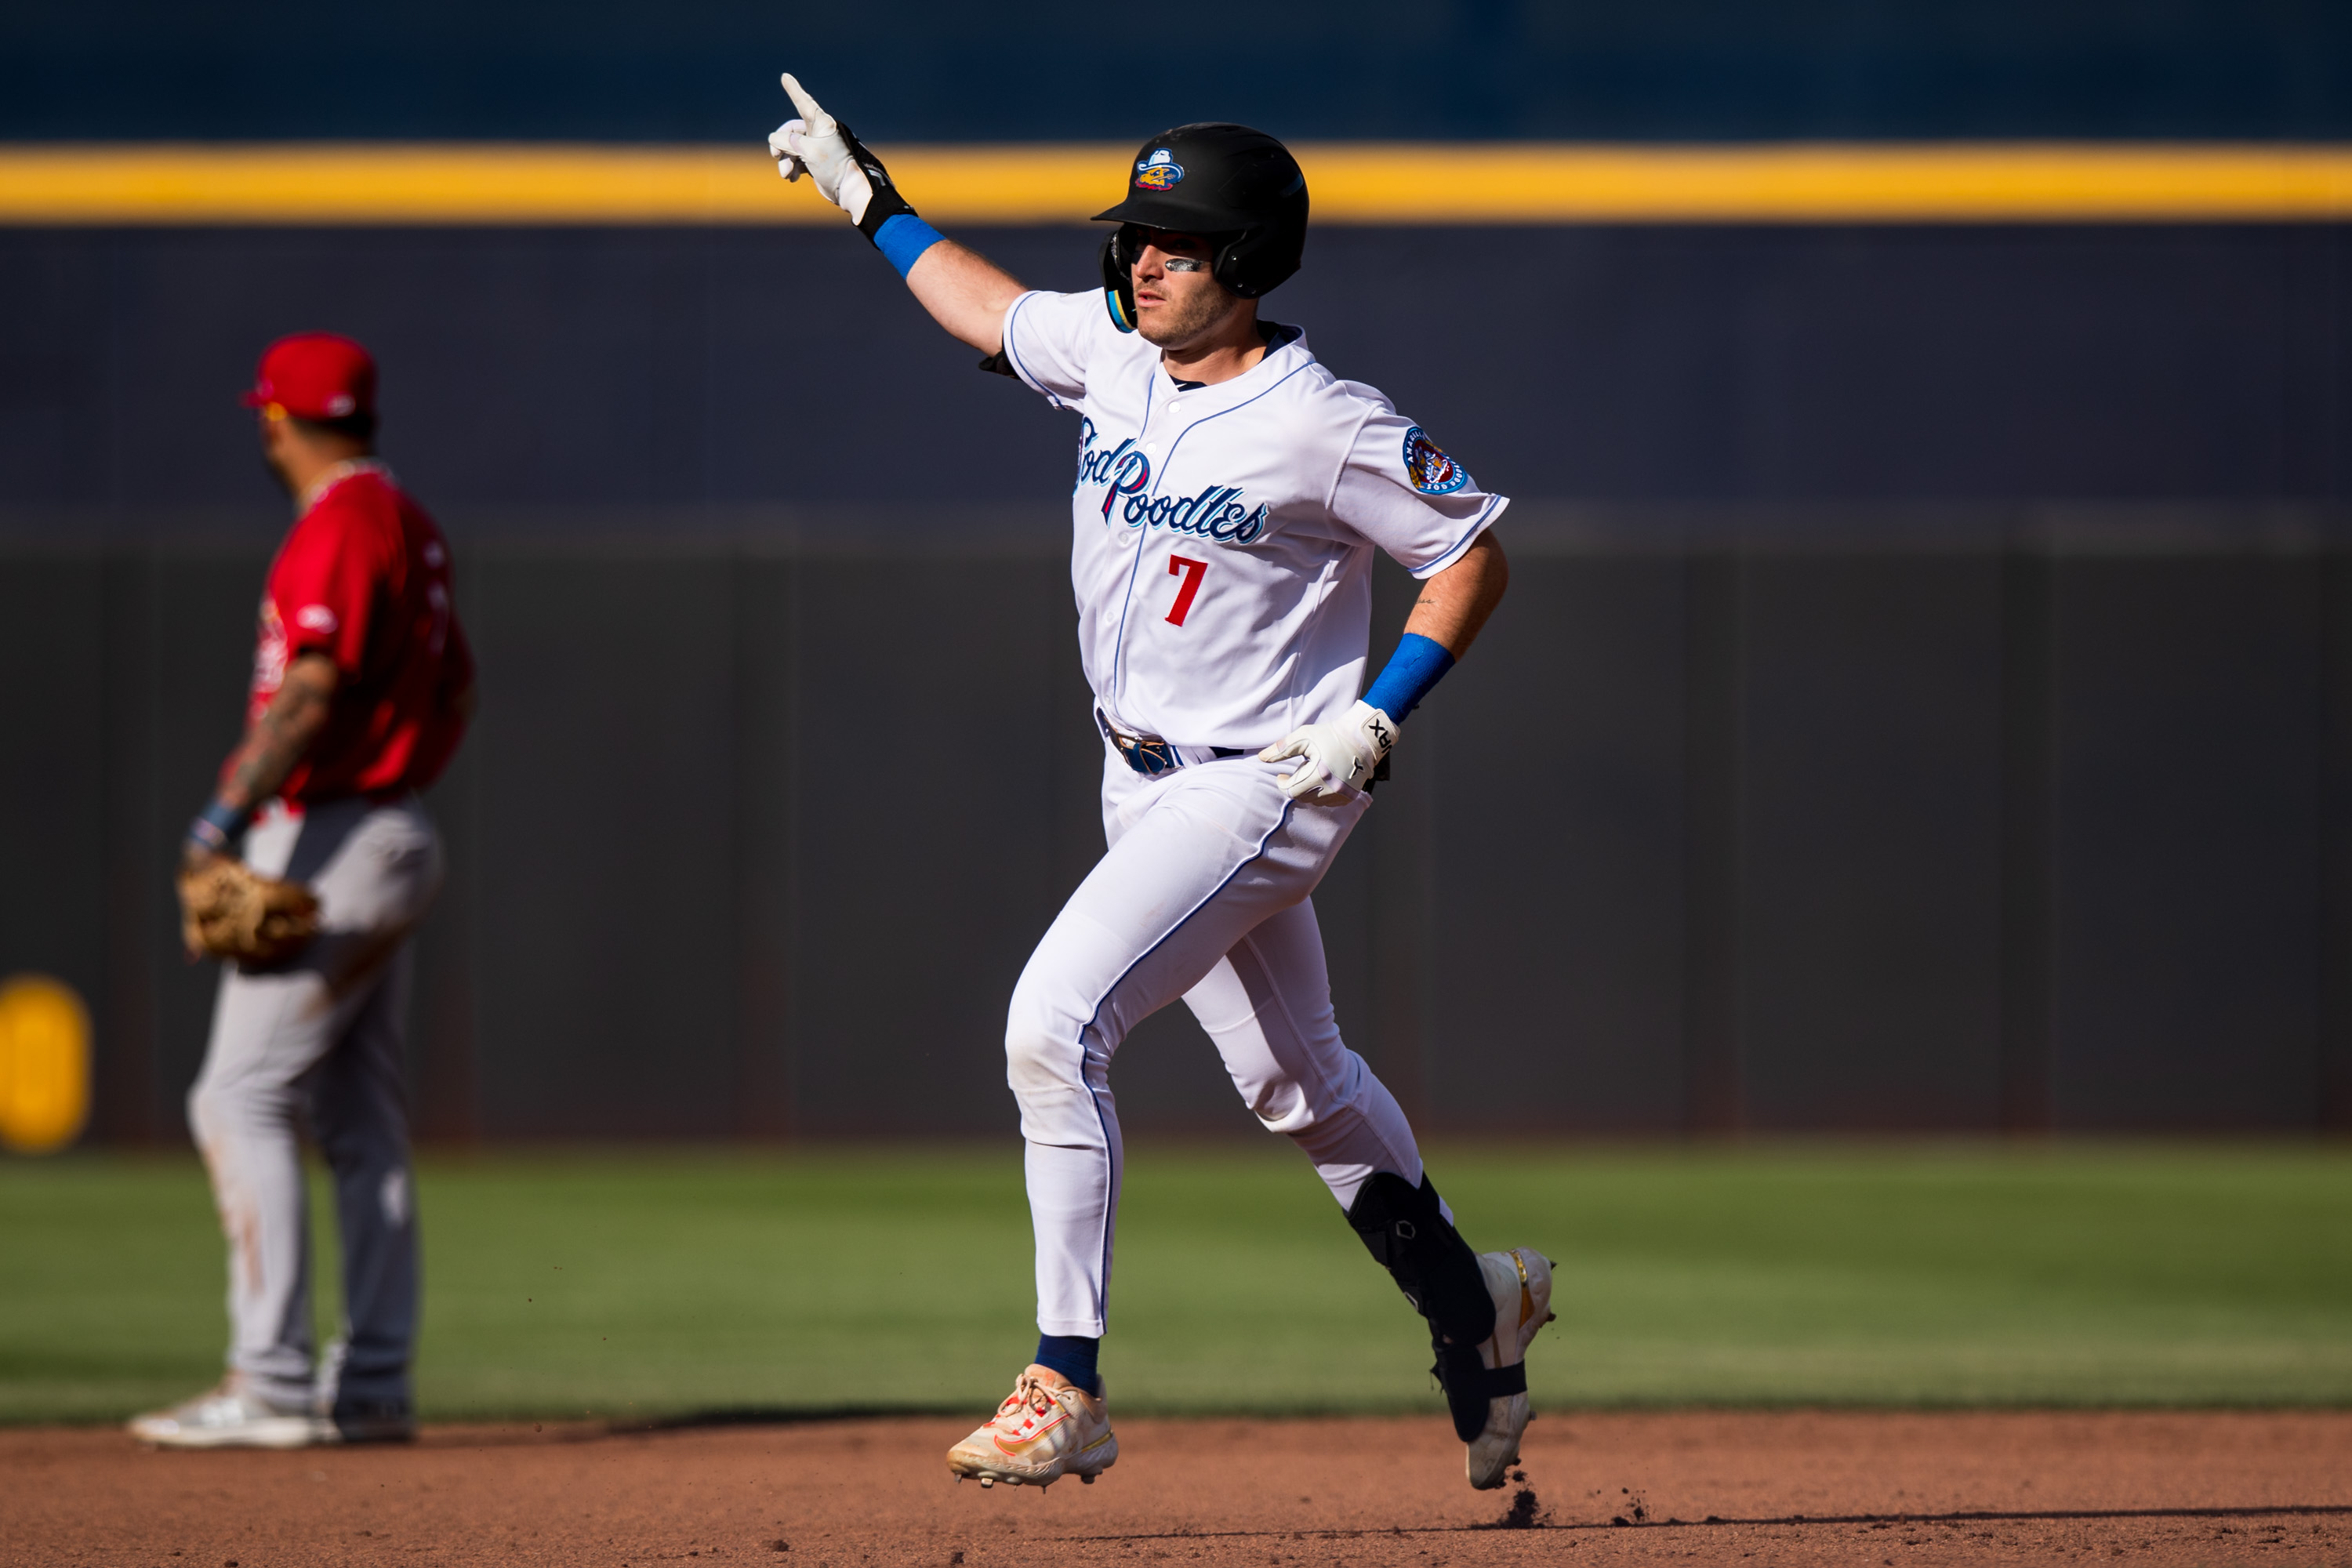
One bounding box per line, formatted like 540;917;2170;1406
3;1142;2349;1424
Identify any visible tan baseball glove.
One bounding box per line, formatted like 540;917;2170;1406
176;858;321;964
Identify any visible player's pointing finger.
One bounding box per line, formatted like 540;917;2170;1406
779;73;835;135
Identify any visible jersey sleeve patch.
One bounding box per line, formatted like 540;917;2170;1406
1403;426;1471;495
293;604;340;633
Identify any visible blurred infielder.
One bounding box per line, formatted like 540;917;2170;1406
131;334;476;1449
771;82;1552;1490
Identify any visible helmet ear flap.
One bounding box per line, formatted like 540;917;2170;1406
1213;233;1261;299
1212;221;1301;300
1101;227;1140;332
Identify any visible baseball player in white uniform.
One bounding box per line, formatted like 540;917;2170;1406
770;82;1552;1491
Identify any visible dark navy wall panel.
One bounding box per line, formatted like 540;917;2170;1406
0;556;108;1121
0;228;1091;516
463;552;744;1137
1735;557;2005;1131
0;226;2343;532
1428;556;1690;1133
1301;226;2351;505
785;556;1082;1138
9;535;2350;1139
3;1;2347;140
2053;557;2325;1130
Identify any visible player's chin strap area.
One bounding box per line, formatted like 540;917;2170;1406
1345;1172;1520;1443
1100;230;1139;333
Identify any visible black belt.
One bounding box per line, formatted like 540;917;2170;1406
1097;710;1248;777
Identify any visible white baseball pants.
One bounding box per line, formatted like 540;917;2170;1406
1007;751;1428;1339
186;795;443;1412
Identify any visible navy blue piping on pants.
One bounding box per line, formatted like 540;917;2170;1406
1065;793;1298;1323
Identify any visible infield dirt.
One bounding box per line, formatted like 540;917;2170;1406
9;1410;2348;1567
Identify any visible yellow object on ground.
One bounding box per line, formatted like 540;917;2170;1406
0;975;91;1154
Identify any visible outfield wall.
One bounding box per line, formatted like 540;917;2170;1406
1;220;2347;1140
7;524;2352;1142
5;224;2345;523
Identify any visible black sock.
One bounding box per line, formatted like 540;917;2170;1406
1033;1334;1101;1397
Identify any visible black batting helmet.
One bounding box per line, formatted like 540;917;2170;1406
1094;124;1309;329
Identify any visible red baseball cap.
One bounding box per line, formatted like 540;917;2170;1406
241;332;377;421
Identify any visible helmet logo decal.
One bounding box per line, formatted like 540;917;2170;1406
1134;148;1185;191
1403;426;1470;495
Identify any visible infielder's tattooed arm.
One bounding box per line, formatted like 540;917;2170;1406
183;652;339;870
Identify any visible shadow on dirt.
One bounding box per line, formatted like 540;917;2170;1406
1064;1501;2352;1544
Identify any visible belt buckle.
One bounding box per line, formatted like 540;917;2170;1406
1122;735;1180;775
1100;711;1182;777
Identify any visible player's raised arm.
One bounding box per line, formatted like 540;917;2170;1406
769;74;1024;354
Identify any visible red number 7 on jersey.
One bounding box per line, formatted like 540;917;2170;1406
1166;554;1208;626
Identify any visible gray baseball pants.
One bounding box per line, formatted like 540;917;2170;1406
186;794;443;1413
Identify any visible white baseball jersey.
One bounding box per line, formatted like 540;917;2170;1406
1000;289;1508;751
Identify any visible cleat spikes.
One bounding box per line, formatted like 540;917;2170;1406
946;1369;1119;1494
1465;1247;1554;1490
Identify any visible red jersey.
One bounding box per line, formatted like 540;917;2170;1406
241;463;474;804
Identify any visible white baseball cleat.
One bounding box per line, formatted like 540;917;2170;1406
1465;1247;1555;1490
128;1377;329;1450
946;1370;1118;1489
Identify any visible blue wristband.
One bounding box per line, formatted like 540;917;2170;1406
873;213;946;280
187;796;250;855
1363;632;1457;723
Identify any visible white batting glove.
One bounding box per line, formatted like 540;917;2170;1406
767;118;808;181
1259;700;1399;803
768;74;877;222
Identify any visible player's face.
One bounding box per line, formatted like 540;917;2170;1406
1131;230;1244;350
256;411;299;495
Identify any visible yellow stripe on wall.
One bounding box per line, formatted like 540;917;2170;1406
2;143;2350;225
